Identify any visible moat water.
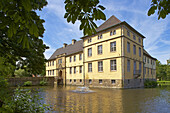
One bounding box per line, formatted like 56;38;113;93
33;85;170;113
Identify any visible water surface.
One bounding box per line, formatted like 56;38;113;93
37;86;170;113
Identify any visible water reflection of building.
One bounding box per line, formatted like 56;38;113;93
45;87;163;113
46;15;156;88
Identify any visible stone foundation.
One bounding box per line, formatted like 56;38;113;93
124;79;144;88
66;79;122;88
66;79;84;86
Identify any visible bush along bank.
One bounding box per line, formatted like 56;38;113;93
144;79;157;88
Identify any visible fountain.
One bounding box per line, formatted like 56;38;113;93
72;86;94;93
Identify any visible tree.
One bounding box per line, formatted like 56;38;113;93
148;0;170;19
0;0;48;76
64;0;106;35
166;59;170;80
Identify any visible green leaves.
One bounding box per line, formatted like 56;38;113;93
148;6;157;16
64;0;106;36
148;0;170;20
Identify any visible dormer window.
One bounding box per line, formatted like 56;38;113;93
98;34;102;39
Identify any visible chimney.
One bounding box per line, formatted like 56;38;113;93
72;39;76;45
63;43;67;48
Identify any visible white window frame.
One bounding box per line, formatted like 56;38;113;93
98;45;102;54
110;41;116;52
110;60;117;71
88;63;92;72
88;48;92;57
98;61;103;72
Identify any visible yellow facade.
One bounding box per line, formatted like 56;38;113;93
46;16;156;88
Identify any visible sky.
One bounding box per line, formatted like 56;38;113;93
37;0;170;64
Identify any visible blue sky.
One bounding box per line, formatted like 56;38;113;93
37;0;170;64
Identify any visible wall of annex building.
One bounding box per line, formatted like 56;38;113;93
84;57;122;80
143;55;156;79
66;52;84;80
46;55;66;77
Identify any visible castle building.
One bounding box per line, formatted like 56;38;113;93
46;16;156;88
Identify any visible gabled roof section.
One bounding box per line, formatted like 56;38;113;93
48;40;83;60
96;15;121;32
144;49;157;60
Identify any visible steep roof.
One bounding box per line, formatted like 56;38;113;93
143;49;157;60
48;40;83;60
81;15;145;39
96;15;121;31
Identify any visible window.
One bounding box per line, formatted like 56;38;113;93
50;70;51;75
58;59;62;64
145;56;146;62
127;59;130;72
70;57;72;62
151;60;152;64
138;37;141;43
139;47;141;57
88;38;92;43
48;62;49;66
89;79;92;84
110;60;117;71
74;56;76;62
134;61;136;74
88;63;92;72
74;67;76;74
98;61;103;72
113;30;116;35
127;30;130;37
127;42;130;53
153;61;155;65
111;80;116;84
133;45;136;55
48;70;49;75
110;41;116;52
98;45;102;54
139;62;141;73
110;30;116;36
144;67;146;74
148;58;149;63
70;79;72;82
74;79;76;82
53;70;54;75
79;54;82;60
110;31;113;36
128;79;130;84
88;48;92;57
70;67;72;74
79;66;82;73
151;69;152;74
80;79;82;82
148;68;149;75
98;34;102;39
99;79;102;84
52;61;54;66
133;34;136;40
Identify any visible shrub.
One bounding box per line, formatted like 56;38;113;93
23;81;32;86
0;87;50;113
144;79;157;88
39;79;47;86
